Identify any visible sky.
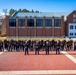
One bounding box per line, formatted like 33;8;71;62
0;0;76;14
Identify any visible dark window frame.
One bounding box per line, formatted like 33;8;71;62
45;18;52;27
73;19;76;23
18;18;25;27
9;18;16;27
54;18;61;27
70;33;73;35
27;18;34;27
70;25;73;29
36;18;43;27
75;26;76;29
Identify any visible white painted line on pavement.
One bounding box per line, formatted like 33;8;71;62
0;70;76;75
61;51;76;63
0;52;4;55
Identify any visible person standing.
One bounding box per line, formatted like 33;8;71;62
74;41;76;51
56;40;60;54
35;41;39;55
45;41;50;55
24;41;29;55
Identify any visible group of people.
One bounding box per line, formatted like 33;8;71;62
0;39;75;55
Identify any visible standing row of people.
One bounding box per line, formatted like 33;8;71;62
0;39;75;54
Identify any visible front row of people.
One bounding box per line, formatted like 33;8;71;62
24;40;61;55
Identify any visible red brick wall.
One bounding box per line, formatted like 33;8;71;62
66;10;76;36
45;28;52;36
27;28;34;36
9;28;16;36
36;28;43;36
54;28;61;36
6;16;65;37
19;28;26;36
5;16;10;36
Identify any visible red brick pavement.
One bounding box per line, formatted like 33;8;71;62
0;51;76;71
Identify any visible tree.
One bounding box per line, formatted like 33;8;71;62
31;9;34;13
3;9;8;15
35;10;39;13
21;9;30;12
9;9;16;16
18;9;22;12
9;8;40;16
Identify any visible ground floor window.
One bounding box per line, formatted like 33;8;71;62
75;33;76;35
70;33;73;35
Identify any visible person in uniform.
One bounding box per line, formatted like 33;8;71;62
52;40;55;50
16;41;19;51
74;41;76;51
0;40;2;52
56;40;60;54
35;41;39;55
45;40;50;55
4;39;8;51
69;40;73;50
49;40;52;51
24;41;29;55
43;40;45;51
66;41;70;51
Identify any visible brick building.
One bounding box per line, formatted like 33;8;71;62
0;15;6;36
65;10;76;38
5;11;76;38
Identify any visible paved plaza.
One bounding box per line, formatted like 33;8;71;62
0;51;76;75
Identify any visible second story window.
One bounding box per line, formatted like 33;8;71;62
36;18;43;27
54;18;61;27
73;19;76;23
9;18;16;27
18;18;25;27
45;18;52;27
73;14;76;18
27;19;34;27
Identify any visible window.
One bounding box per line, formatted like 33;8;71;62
70;33;73;35
27;19;34;27
18;18;25;27
70;25;73;29
0;31;1;34
73;19;76;23
9;18;16;27
0;25;2;29
54;18;61;27
73;14;76;18
75;26;76;29
45;19;52;27
36;19;43;27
